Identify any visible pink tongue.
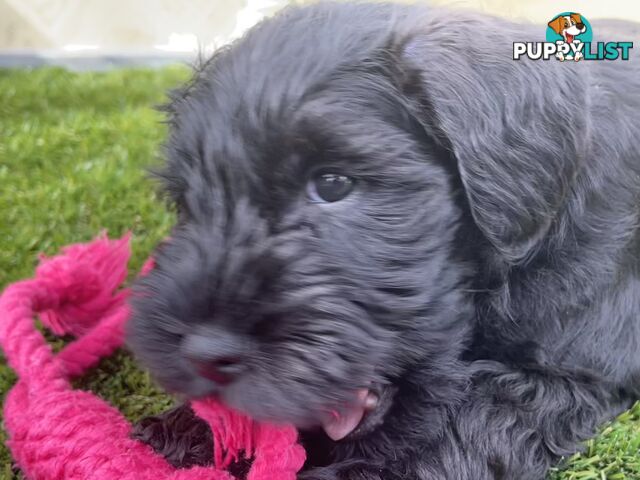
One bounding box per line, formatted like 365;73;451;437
322;389;368;441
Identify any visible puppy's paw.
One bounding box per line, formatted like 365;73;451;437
132;404;214;468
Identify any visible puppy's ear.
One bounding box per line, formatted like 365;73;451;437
571;13;584;25
402;12;587;262
547;16;565;35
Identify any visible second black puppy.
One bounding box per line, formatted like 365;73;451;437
127;3;640;479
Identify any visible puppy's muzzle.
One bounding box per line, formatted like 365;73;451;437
182;327;249;386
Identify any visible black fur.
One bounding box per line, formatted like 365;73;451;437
127;3;640;479
131;404;214;469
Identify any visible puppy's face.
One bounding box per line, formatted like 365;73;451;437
128;7;473;441
548;14;586;38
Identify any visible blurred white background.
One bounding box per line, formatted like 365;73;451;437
0;0;637;52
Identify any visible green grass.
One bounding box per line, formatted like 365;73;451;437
0;66;186;478
0;67;639;479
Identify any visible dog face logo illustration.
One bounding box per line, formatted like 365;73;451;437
548;13;587;43
546;12;591;61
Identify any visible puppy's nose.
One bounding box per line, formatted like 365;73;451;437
182;328;248;385
576;22;585;30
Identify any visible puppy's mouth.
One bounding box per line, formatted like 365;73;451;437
321;383;396;441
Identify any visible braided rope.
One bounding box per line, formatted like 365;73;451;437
0;233;305;480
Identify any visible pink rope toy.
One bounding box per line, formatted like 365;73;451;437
0;233;306;480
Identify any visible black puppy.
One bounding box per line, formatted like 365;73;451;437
127;3;640;479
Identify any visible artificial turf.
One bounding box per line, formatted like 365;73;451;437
0;67;638;479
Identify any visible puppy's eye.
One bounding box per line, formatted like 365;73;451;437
307;172;355;203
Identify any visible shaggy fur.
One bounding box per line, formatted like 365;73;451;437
127;3;640;479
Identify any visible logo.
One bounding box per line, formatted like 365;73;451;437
513;12;633;61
